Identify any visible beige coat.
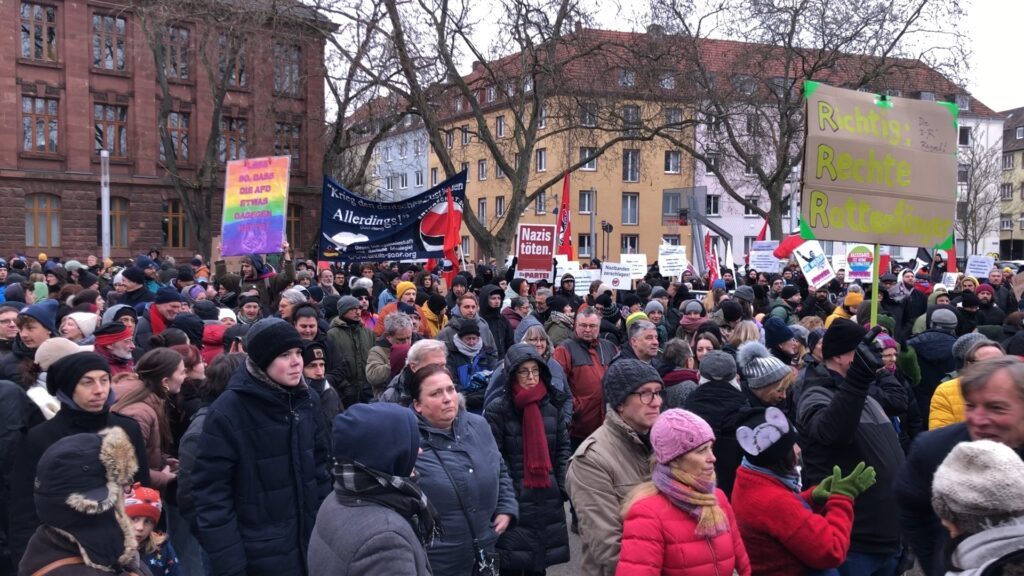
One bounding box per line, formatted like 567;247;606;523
566;409;652;576
365;344;393;397
111;374;174;489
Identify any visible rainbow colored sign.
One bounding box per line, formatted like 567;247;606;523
220;156;290;256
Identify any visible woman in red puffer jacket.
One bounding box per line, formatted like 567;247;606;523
616;409;750;576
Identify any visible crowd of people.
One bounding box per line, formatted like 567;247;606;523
1;245;1023;576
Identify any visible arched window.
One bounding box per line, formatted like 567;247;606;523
286;203;301;250
96;197;129;248
25;194;61;247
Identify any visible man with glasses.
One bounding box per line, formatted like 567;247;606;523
614;320;661;367
378;338;448;406
0;305;21;356
566;358;663;575
553;307;619;450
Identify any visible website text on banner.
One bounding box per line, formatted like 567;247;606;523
319;171;468;262
220;156;291;256
516;223;556;282
800;81;958;247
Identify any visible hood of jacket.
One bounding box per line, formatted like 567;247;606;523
950;517;1024;573
502;343;551;384
480;284;504;317
227;357;312;407
908;329;957;360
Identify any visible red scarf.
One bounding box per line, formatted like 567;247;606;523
512;381;552;489
149;304;169;336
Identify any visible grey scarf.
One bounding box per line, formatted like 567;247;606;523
453;334;483;357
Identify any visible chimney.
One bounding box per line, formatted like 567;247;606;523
472;60;483;72
647;24;664;37
575;21;582;33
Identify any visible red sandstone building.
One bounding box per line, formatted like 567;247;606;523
0;0;327;262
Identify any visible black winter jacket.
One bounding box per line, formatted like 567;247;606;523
907;328;956;422
8;405;150;564
684;380;750;497
484;345;571;572
796;362;905;555
190;359;331;576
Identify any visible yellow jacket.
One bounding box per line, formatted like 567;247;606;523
929;377;964;430
824;307;851;328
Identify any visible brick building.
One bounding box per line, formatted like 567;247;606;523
1;0;328;262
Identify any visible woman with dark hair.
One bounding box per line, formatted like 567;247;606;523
731;407;872;576
694;332;722;368
485;343;571;574
409;364;518;576
168;343;207;434
414;269;438;299
112;347;187;489
148;327;190;350
71;288;104;314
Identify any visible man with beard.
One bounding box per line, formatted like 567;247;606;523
803;286;835;322
892;269;916;303
92;322;136;375
986;268;1018;313
530;288;552;324
721;268;736;291
975;283;1006;327
957;291;982;334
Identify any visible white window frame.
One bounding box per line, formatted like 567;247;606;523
414;170;424;187
659;72;675;90
580;103;597;127
486;86;496;102
495;196;505;217
623;149;640;182
537;103;546;129
1005;154;1016;170
445;131;453;149
579;190;593;214
580;147;597;171
1017;127;1024;140
744;195;759;216
535;191;547;214
478;198;487;222
620;234;639;254
622;192;639;225
1002;183;1013;201
578;234;592;257
383;146;392;161
1001;213;1013;231
430;167;438;186
399;173;408;189
478;159;487;180
664;150;681;174
619;69;636;87
536;148;547;172
706;194;720;216
454;97;463;112
665;108;682;130
461;125;470;145
496;115;506;138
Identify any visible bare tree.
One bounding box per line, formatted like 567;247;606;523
648;0;970;239
956;130;1009;255
134;0;327;257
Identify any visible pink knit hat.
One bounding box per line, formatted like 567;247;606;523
651;409;715;464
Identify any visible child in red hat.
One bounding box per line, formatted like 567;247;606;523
126;483;179;575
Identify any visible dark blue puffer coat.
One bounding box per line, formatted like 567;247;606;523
191;359;331;576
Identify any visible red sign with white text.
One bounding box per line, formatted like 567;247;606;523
516;224;556;282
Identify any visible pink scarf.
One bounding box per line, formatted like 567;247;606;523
652;463;729;537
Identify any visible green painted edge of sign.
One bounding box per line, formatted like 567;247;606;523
937;101;960;128
803;80;822;100
875;96;894;109
799;217;816;240
934;233;954;251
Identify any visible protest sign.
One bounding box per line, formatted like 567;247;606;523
600;262;632;290
621;254;648;280
658;244;688;277
749;241;781;273
846;244;874;283
831;254;849;280
1013;271;1024;301
573;269;598;296
965;255;995;279
220;156;290;256
941;272;961;290
800;82;957;247
793;240;835;289
515;223;556;282
319;172;467;261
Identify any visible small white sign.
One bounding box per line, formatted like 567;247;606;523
965;255;995;279
794;240;836;290
658;244;688;277
749;241;781;273
599;262;632;290
621;254;648;280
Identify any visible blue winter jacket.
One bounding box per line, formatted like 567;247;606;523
191;359;332;576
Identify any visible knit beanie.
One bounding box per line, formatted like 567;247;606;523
351;287;371;300
238;294;261;307
46;351;110;396
395;281;417;300
711;279;726;291
35;338;85;372
547;295;569;314
125;483;162;523
457;320;480;338
595;293;613;309
65;312;98;338
20;299;59;335
932;439;1024;535
169;313;205;348
736;341;792;389
193;300;219;321
720;300;742;323
764;317;795;349
625;311;649;330
603;359;663;409
822;318;867;359
733;285;755;304
650;287;669;300
651;409;715;464
426;293;447;316
223;324;250;348
930;308;959;333
698;350;737;384
397;302;420;317
789;324;809;347
952;332;990;364
302;340;327;367
245;318;304;372
975;284;995;297
683;300;704;315
644;301;664;315
878;335;899;352
101;304;137;325
155;286;183;305
332;403;420;477
780;285;800;300
93;322;132;348
336;295;361;317
121;266;146;285
736;407;799;468
806;328;825;353
622;294;641;309
307;286;324;303
843;292;864;308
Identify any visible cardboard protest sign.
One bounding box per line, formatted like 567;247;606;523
621;254;648;280
516;224;556;282
801;82;957;247
749;241;781;273
941;272;961;290
658;244;688;277
965;255;995;279
793;240;835;289
320;172;467;261
846;244;874;283
600;262;632;290
220;156;290;256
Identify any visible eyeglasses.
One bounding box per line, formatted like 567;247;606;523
0;319;16;325
630;389;664;405
515;368;541;379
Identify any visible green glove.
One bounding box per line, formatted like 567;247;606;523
830;462;877;499
811;474;834;504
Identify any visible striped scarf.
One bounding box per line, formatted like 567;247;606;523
652;463;729;537
334;461;440;545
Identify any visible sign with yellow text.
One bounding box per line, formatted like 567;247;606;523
801;82;957;247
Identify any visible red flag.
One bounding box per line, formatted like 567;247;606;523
704;232;720;283
773;233;804;260
441;186;462;286
556;172;574;260
945;245;958;273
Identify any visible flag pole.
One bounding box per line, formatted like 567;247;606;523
870;243;880;328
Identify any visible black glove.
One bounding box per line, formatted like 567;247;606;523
847;326;884;387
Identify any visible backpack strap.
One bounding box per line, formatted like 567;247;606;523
31;557;85;576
